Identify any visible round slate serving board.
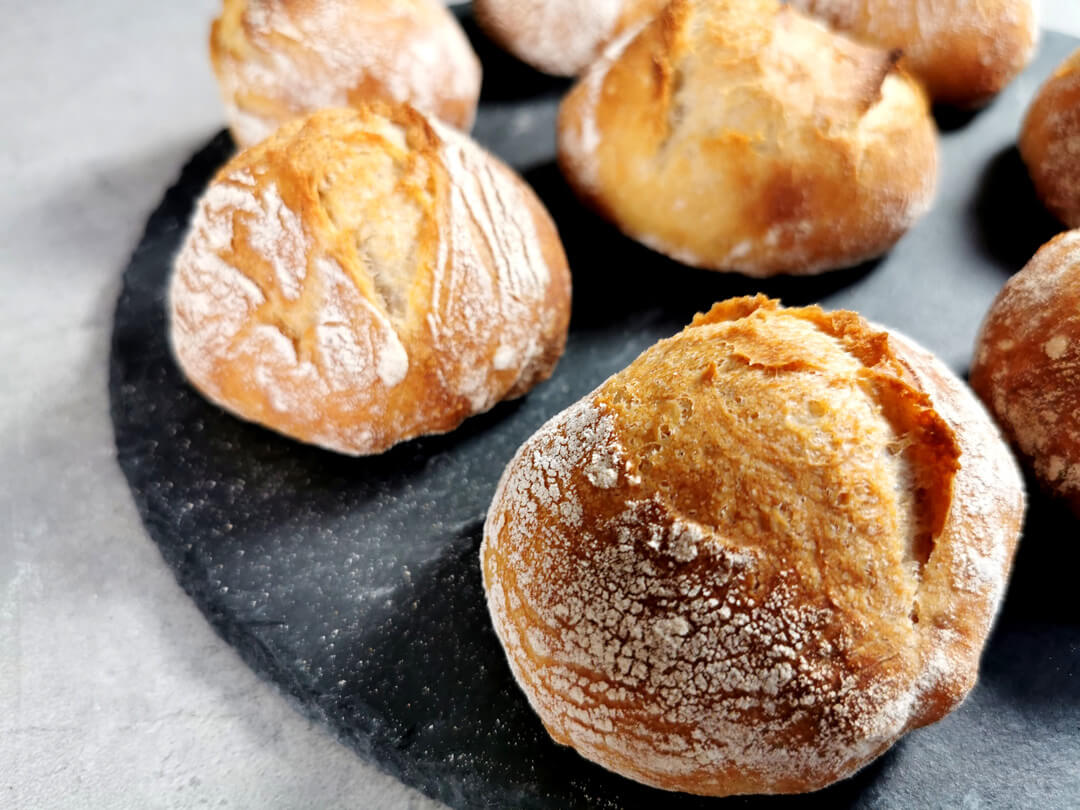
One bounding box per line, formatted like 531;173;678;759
111;20;1080;810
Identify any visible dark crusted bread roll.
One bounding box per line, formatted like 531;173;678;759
972;230;1080;516
1020;48;1080;228
484;296;1024;796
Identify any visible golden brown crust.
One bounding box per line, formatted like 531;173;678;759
1020;49;1080;229
972;230;1080;516
472;0;667;77
483;296;1024;795
789;0;1038;107
556;0;938;278
169;105;571;456
210;0;482;148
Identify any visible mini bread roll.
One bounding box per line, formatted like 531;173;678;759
789;0;1038;107
972;231;1080;516
169;105;571;456
1020;49;1080;229
210;0;482;148
483;296;1024;796
472;0;667;77
557;0;938;277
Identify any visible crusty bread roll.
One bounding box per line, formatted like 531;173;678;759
789;0;1038;107
483;296;1024;796
557;0;938;278
972;231;1080;516
1020;49;1080;229
169;105;571;456
210;0;482;148
472;0;667;77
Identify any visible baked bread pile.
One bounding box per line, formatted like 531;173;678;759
156;0;1070;797
483;297;1025;796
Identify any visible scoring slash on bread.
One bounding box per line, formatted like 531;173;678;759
1020;48;1080;229
169;105;571;456
972;231;1080;517
472;0;667;77
210;0;482;148
483;296;1025;796
789;0;1038;107
556;0;939;278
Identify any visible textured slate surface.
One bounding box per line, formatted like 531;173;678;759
110;25;1080;810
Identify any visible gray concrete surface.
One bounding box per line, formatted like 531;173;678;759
3;2;1079;807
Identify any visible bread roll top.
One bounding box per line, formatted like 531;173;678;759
211;0;482;146
473;0;667;76
170;105;570;455
1020;49;1080;229
557;0;938;276
789;0;1038;106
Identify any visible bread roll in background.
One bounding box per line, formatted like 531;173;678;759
169;105;571;456
972;231;1080;516
789;0;1037;107
472;0;667;77
484;296;1024;796
210;0;482;148
1020;49;1080;228
557;0;938;278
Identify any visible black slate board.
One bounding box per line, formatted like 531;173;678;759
110;21;1080;810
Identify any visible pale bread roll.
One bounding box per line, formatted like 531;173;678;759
210;0;482;148
789;0;1038;107
1020;49;1080;229
557;0;938;278
484;296;1024;796
472;0;667;77
972;230;1080;516
169;105;571;456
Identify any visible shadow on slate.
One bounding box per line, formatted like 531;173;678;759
972;146;1064;274
111;23;1080;810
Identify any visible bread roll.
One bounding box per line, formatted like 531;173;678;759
1020;49;1080;229
972;231;1080;516
557;0;938;278
483;296;1024;796
472;0;666;77
210;0;482;148
789;0;1038;107
169;105;571;456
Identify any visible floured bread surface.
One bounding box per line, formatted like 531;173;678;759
972;231;1080;516
169;105;571;456
482;296;1024;796
472;0;667;77
556;0;938;277
1020;49;1080;229
790;0;1038;107
210;0;482;147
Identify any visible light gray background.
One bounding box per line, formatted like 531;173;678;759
3;2;1079;808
